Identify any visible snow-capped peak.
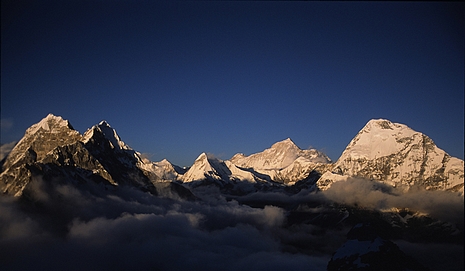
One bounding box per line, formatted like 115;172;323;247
182;152;257;184
362;119;407;132
159;158;171;165
230;138;330;171
342;119;418;160
195;152;209;162
82;120;131;151
2;114;82;173
182;153;216;182
230;153;246;160
26;113;75;135
318;118;464;194
98;120;111;127
14;113;81;153
270;138;299;150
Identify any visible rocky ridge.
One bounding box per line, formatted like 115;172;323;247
0;114;191;198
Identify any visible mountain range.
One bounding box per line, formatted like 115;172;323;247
0;114;463;271
1;114;463;197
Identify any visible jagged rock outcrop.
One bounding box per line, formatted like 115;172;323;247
40;141;116;185
81;121;152;188
0;114;193;199
317;119;464;194
0;114;85;196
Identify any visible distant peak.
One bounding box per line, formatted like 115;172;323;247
83;120;131;151
231;153;245;159
194;152;221;164
196;152;208;161
271;138;298;149
43;113;66;123
367;119;393;128
98;120;111;127
27;113;75;134
363;119;407;132
44;113;61;119
344;119;421;160
367;118;391;123
281;138;294;144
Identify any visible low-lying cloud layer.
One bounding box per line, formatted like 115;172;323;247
321;177;464;227
1;176;463;271
0;178;334;271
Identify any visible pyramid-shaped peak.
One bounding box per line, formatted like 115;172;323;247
83;120;131;151
40;113;70;126
98;120;112;127
283;137;294;143
343;119;422;160
158;158;176;166
27;113;75;135
271;138;299;149
195;152;208;161
95;121;118;136
4;114;82;167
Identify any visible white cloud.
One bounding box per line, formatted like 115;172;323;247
0;181;336;271
321;177;464;225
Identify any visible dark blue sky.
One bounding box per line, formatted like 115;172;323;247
1;1;464;166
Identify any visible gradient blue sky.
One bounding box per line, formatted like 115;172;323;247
1;1;464;166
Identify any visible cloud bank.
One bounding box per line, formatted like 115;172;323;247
1;176;463;271
0;178;334;271
321;177;464;227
